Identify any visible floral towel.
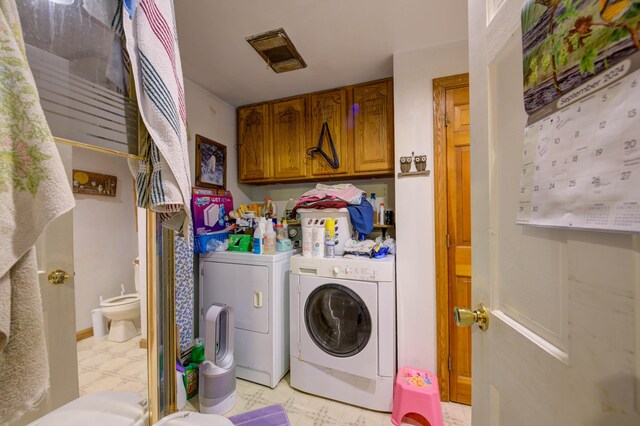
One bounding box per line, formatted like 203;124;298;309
0;0;75;423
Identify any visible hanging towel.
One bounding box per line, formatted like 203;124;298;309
0;0;75;422
122;0;191;236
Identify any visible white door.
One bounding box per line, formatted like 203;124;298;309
469;1;640;424
15;143;78;425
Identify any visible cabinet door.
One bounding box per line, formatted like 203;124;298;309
272;97;307;180
352;80;394;173
309;89;349;176
238;104;271;182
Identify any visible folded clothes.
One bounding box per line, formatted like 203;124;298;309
297;183;364;205
290;200;348;219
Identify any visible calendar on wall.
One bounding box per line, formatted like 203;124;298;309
517;0;640;232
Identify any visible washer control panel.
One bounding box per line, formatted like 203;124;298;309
291;255;394;282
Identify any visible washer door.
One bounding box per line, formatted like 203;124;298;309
304;284;371;358
298;276;378;379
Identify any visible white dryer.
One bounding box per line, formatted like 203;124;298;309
200;250;296;388
289;255;396;411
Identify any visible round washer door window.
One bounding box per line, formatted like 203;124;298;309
304;284;371;358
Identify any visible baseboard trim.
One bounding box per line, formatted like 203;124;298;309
76;327;93;342
139;338;147;349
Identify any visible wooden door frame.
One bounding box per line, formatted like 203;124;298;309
433;73;469;402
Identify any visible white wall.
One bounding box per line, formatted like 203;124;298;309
72;148;139;331
393;39;469;372
185;78;251;205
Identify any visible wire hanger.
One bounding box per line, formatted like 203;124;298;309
307;102;340;169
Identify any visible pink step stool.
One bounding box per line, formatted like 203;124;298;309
391;367;443;426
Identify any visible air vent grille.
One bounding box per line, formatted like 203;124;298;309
246;28;306;73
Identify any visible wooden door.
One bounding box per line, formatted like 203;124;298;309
15;143;78;425
469;1;640;424
238;104;271;182
272;97;307;180
352;80;394;173
309;89;349;176
446;86;471;405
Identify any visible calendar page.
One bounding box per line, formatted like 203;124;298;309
518;0;640;233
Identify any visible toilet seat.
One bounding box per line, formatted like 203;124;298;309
155;411;233;425
100;294;139;307
28;391;147;426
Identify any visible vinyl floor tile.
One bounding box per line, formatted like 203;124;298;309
77;338;471;425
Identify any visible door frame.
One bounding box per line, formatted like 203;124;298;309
433;73;469;402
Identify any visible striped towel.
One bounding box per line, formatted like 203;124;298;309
123;0;191;235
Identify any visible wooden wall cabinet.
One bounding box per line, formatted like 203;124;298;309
309;88;349;177
272;97;308;180
237;78;394;184
238;104;271;182
352;80;394;174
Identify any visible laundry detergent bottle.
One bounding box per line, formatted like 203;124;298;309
263;220;276;255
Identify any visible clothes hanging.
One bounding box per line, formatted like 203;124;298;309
123;0;192;236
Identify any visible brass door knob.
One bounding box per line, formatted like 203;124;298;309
454;303;489;331
48;269;70;285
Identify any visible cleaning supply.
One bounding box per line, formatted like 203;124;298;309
378;203;385;225
183;363;199;399
312;219;326;258
285;198;296;219
325;219;336;258
302;218;314;257
252;221;263;254
176;365;187;409
199;304;236;414
263;221;276;255
370;193;377;224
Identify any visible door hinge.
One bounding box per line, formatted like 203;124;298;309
446;233;451;249
448;355;452;371
444;112;450;127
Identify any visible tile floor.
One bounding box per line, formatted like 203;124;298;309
78;337;471;425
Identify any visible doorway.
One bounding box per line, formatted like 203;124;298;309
434;73;471;404
70;146;148;398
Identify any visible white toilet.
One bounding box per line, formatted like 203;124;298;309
100;293;141;342
100;258;142;342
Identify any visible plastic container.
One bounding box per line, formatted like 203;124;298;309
176;370;187;409
285;198;296;219
311;219;326;257
252;222;263;254
298;209;353;256
302;219;313;257
91;308;109;339
263;221;276;255
194;233;229;254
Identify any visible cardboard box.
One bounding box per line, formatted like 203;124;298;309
191;188;234;235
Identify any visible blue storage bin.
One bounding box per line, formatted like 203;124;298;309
194;233;228;254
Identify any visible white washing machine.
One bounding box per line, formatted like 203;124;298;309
200;250;297;388
289;254;396;411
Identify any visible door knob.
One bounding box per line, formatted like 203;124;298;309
454;303;489;331
48;269;70;285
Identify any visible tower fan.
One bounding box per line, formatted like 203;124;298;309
199;303;236;414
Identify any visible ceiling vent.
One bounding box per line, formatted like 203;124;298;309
246;28;306;73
